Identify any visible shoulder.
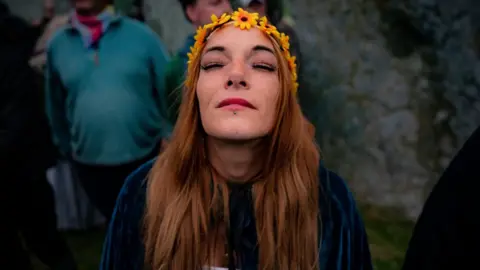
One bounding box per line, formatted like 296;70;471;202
317;163;373;269
100;158;156;269
317;163;364;244
109;158;154;230
318;163;366;235
115;158;156;208
118;17;149;33
120;18;167;46
318;163;358;217
46;24;71;53
35;15;69;53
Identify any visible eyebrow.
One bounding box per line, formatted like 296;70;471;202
202;44;275;56
251;45;275;55
204;46;225;54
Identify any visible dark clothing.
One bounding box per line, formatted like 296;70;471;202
0;2;57;170
402;126;480;269
0;166;76;270
0;2;44;56
100;160;373;270
72;147;159;221
0;6;74;270
130;0;145;22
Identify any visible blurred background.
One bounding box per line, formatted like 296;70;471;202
3;0;480;269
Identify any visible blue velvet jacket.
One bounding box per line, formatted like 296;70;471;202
99;159;373;270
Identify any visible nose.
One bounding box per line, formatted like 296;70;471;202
225;61;249;90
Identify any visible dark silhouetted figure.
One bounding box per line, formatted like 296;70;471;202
0;2;76;269
402;126;480;270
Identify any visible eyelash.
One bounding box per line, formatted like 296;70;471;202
200;62;276;72
201;62;223;70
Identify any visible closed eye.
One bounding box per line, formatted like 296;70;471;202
201;62;224;70
253;63;276;72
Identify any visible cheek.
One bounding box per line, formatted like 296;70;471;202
261;95;278;126
258;79;280;113
196;75;218;114
263;84;281;125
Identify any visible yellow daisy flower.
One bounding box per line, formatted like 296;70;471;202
293;82;299;94
186;8;298;94
283;50;296;70
206;13;231;30
232;8;259;30
194;26;207;45
279;32;290;51
288;55;297;72
187;46;199;65
258;16;278;35
292;71;298;82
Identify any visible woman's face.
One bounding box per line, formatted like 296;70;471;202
196;25;280;141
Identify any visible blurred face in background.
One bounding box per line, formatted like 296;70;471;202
72;0;109;15
186;0;232;27
240;0;266;17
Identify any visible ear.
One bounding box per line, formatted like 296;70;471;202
186;5;198;23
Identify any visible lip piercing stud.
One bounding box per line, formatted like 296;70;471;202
233;111;237;115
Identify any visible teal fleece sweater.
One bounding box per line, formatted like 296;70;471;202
45;16;172;165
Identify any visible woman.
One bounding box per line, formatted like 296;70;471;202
100;8;372;270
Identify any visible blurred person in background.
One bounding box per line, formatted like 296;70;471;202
0;0;53;54
0;2;76;269
30;0;69;73
114;0;145;21
402;126;480;269
230;0;293;25
45;0;172;222
164;0;232;124
129;0;145;21
32;0;56;29
31;0;105;231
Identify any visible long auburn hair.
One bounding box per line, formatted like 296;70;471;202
144;34;321;270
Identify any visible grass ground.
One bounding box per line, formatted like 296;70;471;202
34;205;414;270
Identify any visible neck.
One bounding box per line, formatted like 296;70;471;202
207;137;264;184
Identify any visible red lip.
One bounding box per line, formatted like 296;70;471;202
217;98;256;109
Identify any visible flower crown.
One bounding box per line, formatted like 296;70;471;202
186;8;299;94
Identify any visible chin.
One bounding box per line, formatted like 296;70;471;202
205;121;267;141
215;132;260;141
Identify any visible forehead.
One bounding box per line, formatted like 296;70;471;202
205;25;274;50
